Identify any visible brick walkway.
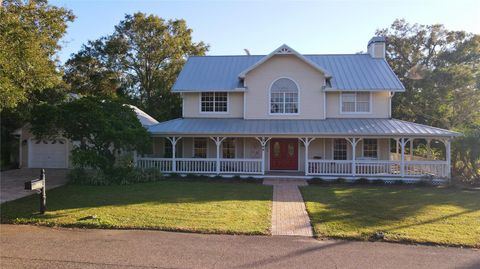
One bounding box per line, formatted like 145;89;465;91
263;179;313;237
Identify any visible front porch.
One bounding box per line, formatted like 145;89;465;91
136;136;451;180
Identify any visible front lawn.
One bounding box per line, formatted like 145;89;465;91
1;181;272;235
302;186;480;247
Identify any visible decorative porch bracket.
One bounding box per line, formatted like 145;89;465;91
210;137;227;175
255;137;271;175
166;136;182;173
346;138;362;177
299;137;316;175
398;138;411;177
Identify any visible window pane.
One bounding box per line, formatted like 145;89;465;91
273;142;280;157
357;101;370;112
270;79;298;114
357;93;369;102
363;139;378;158
164;140;172;158
334;139;347;160
194;138;207;158
222;138;236;159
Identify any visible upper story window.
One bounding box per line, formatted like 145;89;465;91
270;78;299;114
341;92;370;113
201;92;228;112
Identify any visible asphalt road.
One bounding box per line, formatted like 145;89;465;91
0;225;478;269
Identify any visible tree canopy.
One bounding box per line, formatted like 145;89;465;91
31;97;151;171
0;0;74;110
64;12;209;121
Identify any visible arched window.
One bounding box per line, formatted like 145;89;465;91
270;78;299;114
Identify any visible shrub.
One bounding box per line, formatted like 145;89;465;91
68;166;164;185
371;179;384;185
355;178;370;185
416;179;432;187
394;179;404;185
185;173;198;179
309;178;325;185
335;177;346;184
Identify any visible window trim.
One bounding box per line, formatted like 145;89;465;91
221;138;236;159
199;92;229;114
362;138;379;159
268;77;301;115
192;138;209;158
332;139;348;160
339;92;372;114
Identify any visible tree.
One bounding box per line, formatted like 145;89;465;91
376;19;480;129
0;0;74;110
30;97;151;172
377;19;480;184
64;13;209;121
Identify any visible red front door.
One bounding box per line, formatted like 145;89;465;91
270;139;298;170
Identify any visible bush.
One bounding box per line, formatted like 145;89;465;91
308;178;325;185
371;179;384;185
335;178;346;184
416;179;432;187
393;179;404;185
355;178;370;185
68;166;164;185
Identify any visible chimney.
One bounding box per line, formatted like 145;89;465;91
367;36;386;58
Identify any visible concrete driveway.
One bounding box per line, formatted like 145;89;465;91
1;225;479;269
0;169;69;203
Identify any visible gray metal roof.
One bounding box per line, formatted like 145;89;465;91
148;118;460;137
172;54;405;92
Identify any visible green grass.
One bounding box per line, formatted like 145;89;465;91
301;186;480;247
1;181;272;235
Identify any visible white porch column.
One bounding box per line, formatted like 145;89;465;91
255;137;271;175
210;137;226;175
426;138;432;160
346;138;361;177
133;150;138;167
444;138;451;178
399;138;409;177
166;137;182;173
299;138;315;176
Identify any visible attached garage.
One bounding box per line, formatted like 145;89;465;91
28;139;68;168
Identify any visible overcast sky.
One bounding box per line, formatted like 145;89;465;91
51;0;480;63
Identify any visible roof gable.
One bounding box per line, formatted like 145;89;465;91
238;44;331;79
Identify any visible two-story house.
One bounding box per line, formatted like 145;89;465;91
139;37;460;181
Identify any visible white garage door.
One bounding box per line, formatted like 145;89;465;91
29;139;68;168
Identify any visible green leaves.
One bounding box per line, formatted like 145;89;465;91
30;97;151;171
0;0;74;110
64;12;209;121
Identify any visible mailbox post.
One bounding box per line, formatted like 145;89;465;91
24;169;46;214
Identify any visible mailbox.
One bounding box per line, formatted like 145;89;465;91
24;169;46;214
25;179;44;191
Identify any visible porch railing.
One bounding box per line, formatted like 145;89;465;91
220;159;262;174
136;157;262;174
136;157;448;178
307;159;447;178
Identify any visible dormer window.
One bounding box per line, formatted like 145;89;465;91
201;92;228;113
270;78;299;114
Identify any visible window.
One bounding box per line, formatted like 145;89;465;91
270;78;299;114
201;92;228;112
164;140;172;158
341;92;370;113
222;138;236;159
193;138;207;158
363;139;378;158
333;139;347;160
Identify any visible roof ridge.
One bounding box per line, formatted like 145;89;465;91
189;53;370;58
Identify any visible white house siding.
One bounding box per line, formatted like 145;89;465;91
244;54;326;120
326;91;391;118
182;92;244;118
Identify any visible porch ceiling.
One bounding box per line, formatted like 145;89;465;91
147;118;461;138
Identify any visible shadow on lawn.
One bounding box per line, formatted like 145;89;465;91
301;186;480;237
0;181;273;221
